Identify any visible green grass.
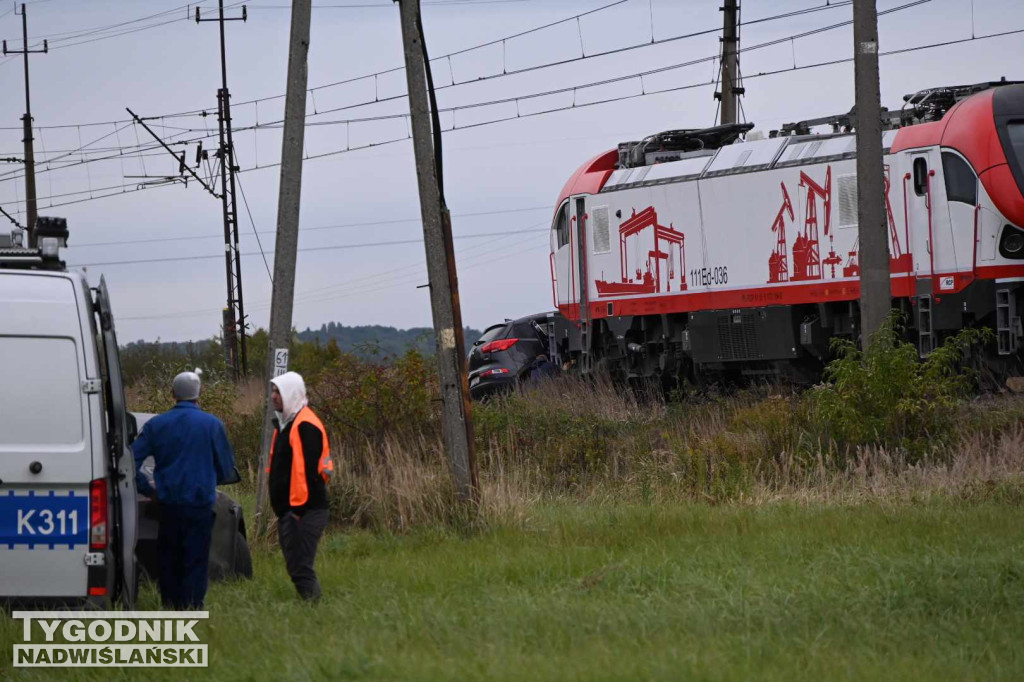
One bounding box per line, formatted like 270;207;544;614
4;500;1024;680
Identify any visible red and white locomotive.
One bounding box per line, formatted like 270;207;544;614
548;80;1024;382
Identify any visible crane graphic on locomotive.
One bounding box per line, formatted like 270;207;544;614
547;80;1024;384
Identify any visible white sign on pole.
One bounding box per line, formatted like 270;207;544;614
273;348;289;377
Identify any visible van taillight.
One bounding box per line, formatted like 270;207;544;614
481;338;518;354
90;479;107;550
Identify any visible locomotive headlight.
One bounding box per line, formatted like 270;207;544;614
999;225;1024;259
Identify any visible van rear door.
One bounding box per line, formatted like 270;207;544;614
96;277;137;607
0;273;91;597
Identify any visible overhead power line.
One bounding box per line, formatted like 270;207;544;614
7;1;248;53
0;2;1010;219
293;0;853;101
35;0;888;174
8;20;1021;216
71;204;551;247
249;0;545;7
0;0;847;131
0;0;630;129
24;1;211;41
232;0;925;136
156;0;857;125
69;224;550;268
46;15;192;51
237;228;542;314
114;226;550;322
234;163;273;282
0;125;219;185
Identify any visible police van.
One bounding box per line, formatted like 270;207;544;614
0;219;137;607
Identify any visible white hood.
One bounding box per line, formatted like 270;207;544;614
271;371;308;426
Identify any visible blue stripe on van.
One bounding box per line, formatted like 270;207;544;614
0;491;89;548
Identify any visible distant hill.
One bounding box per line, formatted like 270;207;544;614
119;325;485;375
297;323;484;358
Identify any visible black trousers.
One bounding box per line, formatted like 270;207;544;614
277;508;328;601
158;504;215;610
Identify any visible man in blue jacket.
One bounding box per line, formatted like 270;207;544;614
132;371;236;609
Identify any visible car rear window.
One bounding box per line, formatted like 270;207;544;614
512;322;545;341
477;325;509;344
0;337;83;446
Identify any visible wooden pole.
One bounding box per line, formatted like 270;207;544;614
397;0;479;502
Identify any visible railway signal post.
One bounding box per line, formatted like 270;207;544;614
397;0;479;503
254;0;312;536
853;0;891;344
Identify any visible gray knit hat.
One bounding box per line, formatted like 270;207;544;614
172;370;202;401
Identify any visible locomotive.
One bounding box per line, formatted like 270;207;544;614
547;80;1024;384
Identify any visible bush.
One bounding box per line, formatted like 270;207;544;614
809;314;991;458
126;364;238;418
474;374;660;485
312;350;438;453
120;338;229;387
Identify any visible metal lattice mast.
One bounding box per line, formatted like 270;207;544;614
197;0;248;377
2;4;47;246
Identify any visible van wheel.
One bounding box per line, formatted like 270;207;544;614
233;532;253;579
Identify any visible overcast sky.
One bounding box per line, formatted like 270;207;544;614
0;0;1020;343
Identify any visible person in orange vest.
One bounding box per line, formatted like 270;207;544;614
267;371;333;601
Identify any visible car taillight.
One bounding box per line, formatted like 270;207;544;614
481;338;518;354
90;478;108;550
480;368;510;378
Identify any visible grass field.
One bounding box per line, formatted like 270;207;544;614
51;321;1023;679
4;498;1024;681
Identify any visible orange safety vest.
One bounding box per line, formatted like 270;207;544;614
267;406;333;508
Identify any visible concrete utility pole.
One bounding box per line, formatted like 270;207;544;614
717;0;741;125
397;0;479;502
254;0;312;534
2;4;47;246
197;0;249;378
853;0;891;344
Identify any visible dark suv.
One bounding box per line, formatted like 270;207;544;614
468;312;559;400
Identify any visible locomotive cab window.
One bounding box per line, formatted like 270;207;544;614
913;157;929;196
1008;122;1024;180
554;201;570;249
941;152;977;205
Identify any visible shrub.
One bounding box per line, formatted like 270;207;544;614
474;373;660;484
312;349;439;454
808;314;991;458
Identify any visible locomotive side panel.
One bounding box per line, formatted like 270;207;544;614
574;147;991;317
586;181;705;311
701;160;863;300
582;155;890;318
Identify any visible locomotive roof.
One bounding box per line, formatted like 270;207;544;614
554;82;1024;210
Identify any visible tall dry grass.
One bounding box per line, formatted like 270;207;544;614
757;425;1024;505
124;340;1024;533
